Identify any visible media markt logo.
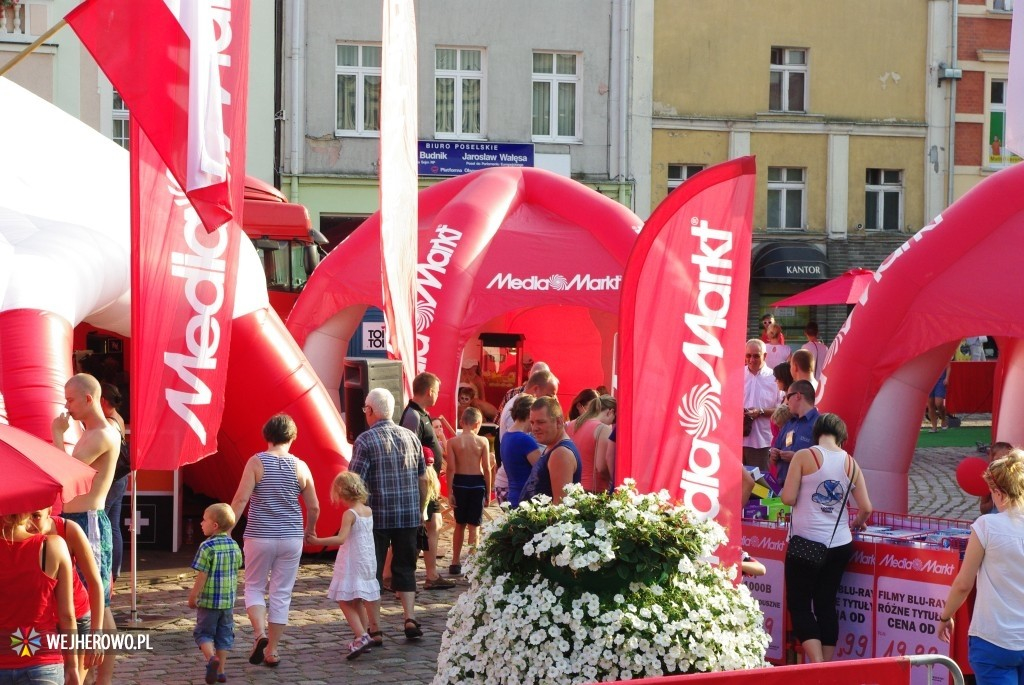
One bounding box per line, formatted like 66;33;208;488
485;273;622;291
8;627;43;657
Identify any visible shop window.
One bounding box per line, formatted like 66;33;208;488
988;80;1022;166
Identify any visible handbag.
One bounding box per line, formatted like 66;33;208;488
786;455;856;570
416;524;430;552
743;413;754;437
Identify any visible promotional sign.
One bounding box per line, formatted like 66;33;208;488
68;0;250;469
741;523;787;664
834;542;877;662
380;0;418;393
873;545;957;685
616;157;756;568
418;141;534;176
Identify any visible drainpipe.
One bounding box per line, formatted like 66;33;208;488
947;0;958;205
609;0;622;181
273;0;283;189
289;0;305;201
618;0;631;205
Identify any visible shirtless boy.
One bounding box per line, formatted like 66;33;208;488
445;407;493;576
51;373;121;685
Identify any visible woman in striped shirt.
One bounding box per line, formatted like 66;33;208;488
231;414;320;669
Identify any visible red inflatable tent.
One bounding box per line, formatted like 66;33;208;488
287;167;641;421
819;162;1024;512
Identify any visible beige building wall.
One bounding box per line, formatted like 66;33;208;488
847;137;926;231
748;133;828;231
654;0;927;122
649;130;728;199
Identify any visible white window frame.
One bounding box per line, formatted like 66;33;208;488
769;47;808;113
766;167;806;230
667;164;705;192
335;43;382;137
434;46;486;140
112;89;130;150
531;51;582;143
992;0;1013;12
864;169;904;231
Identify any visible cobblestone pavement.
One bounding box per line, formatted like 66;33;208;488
102;427;989;684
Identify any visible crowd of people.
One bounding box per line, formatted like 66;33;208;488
6;327;1020;683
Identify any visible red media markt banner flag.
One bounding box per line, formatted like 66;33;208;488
68;0;250;469
616;157;756;568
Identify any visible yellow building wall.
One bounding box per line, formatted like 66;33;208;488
654;0;927;122
847;137;925;231
650;129;729;200
749;133;828;231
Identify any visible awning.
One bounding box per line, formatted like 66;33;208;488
752;242;828;280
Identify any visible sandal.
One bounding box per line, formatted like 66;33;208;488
346;634;372;661
248;636;268;665
368;630;384;647
263;653;281;668
205;656;220;684
404;618;423;640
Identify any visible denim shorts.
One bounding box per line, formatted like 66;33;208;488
0;663;64;685
194;607;235;651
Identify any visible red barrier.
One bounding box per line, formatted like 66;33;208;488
627;656;911;684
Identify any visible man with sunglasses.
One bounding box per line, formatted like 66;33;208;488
743;339;782;471
769;380;819;485
760;314;784;344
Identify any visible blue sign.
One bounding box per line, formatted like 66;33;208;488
418;141;534;176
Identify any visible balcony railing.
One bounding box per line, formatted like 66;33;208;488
1;2;49;41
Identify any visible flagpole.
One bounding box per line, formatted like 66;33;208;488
129;469;139;624
0;19;67;79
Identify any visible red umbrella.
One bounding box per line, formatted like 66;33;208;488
0;423;97;515
771;268;876;307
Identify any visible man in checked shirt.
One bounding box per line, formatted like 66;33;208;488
188;503;244;684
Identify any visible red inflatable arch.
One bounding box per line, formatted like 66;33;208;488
818;162;1024;513
287;167;641;421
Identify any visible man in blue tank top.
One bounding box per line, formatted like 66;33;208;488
520;397;581;505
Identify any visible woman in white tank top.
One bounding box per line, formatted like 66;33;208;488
781;412;873;664
938;450;1024;684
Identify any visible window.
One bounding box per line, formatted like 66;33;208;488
994;0;1013;11
112;90;129;150
769;47;807;112
864;169;903;231
667;164;705;192
989;80;1022;166
336;44;382;136
435;47;484;138
766;167;805;229
532;51;580;142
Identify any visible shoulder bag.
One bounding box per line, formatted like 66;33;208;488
785;454;856;570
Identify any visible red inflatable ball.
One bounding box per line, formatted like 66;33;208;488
955;457;990;497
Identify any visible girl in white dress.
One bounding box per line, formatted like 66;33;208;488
306;471;380;660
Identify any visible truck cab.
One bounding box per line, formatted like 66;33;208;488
242;177;326;319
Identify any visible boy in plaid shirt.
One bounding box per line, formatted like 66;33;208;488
188;503;243;684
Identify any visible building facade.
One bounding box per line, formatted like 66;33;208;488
648;0;948;343
952;0;1020;199
279;0;648;246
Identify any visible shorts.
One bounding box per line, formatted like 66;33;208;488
452;474;486;526
426;497;440;518
372;527;418;593
194;607;235;651
63;510;112;607
76;614;91;634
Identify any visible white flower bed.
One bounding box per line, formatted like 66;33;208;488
433;482;769;684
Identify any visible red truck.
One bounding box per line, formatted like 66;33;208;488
242;177;326;319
